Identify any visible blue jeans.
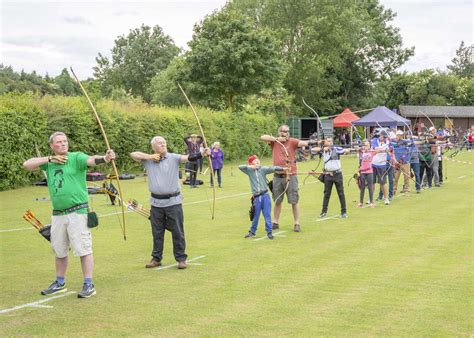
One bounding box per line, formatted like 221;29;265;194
250;193;272;234
378;164;394;199
411;162;421;191
210;168;222;186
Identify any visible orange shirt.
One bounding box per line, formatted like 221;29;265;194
270;138;300;175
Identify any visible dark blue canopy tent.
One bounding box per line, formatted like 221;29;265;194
353;106;411;128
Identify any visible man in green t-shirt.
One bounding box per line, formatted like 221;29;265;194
23;132;116;298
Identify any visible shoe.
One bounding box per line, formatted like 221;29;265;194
267;232;274;240
341;213;348;218
77;283;96;298
376;197;382;202
244;231;256;238
218;185;222;188
416;190;420;194
385;198;390;205
41;280;67;295
435;184;440;187
319;212;327;218
357;203;363;208
369;203;375;208
293;224;301;232
145;258;162;268
177;261;187;269
272;222;279;230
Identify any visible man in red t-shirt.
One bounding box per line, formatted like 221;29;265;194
260;125;318;232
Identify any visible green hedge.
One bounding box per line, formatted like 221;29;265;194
0;93;281;190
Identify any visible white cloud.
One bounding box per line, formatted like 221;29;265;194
0;0;472;78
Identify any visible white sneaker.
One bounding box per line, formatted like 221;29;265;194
384;198;390;205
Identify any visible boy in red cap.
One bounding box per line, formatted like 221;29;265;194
239;155;286;239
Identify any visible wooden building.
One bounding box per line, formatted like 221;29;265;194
399;105;474;130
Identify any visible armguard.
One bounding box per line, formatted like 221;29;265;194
94;156;107;165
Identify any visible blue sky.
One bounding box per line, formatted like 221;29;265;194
0;0;472;78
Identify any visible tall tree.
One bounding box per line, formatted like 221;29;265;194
447;41;474;78
94;25;180;102
186;6;285;109
54;68;81;96
231;0;414;114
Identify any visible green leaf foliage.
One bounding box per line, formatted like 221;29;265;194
0;93;281;190
187;6;286;109
93;25;180;103
230;0;415;115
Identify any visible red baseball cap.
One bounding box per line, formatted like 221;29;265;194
248;155;258;164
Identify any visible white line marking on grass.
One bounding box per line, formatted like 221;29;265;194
2;193;251;232
316;214;340;222
0;291;76;314
30;304;53;308
254;230;286;241
98;192;250;218
155;255;206;271
458;175;466;179
0;227;33;233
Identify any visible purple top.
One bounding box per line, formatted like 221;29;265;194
210;149;224;169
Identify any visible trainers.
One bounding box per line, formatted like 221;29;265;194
416;190;420;194
244;231;256;238
369;203;375;208
77;283;96;298
319;212;327;218
357;203;363;208
385;198;390;205
341;213;348;219
178;261;187;269
41;280;67;295
293;224;301;232
272;222;279;230
267;232;274;240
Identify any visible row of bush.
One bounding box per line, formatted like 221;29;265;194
0;93;281;190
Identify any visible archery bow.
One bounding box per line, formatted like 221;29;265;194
177;83;216;220
271;136;291;202
70;67;127;240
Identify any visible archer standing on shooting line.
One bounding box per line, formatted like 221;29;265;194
23;131;116;298
130;136;210;270
260;125;318;233
312;137;352;218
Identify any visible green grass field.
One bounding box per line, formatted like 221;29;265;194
1;152;473;336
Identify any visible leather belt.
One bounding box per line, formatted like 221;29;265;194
53;203;88;215
151;191;181;200
252;190;268;198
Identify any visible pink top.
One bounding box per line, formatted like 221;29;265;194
359;150;377;173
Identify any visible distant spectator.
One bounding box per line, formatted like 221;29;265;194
210;142;224;188
184;134;203;188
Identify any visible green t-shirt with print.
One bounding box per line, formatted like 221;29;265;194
40;152;89;213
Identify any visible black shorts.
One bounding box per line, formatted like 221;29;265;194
373;166;387;184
